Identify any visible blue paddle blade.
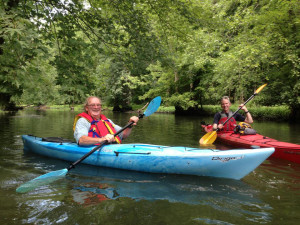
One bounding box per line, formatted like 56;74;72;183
143;96;161;117
16;168;68;193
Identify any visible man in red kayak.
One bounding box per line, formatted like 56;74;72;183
212;96;253;132
73;96;139;145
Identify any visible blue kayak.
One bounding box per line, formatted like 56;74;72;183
22;135;274;180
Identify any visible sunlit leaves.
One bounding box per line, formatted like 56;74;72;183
0;0;299;116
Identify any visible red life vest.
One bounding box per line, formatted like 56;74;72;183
218;111;237;132
73;112;122;144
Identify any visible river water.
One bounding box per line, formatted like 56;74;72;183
0;109;299;225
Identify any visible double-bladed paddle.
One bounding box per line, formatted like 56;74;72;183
16;96;162;193
199;84;267;145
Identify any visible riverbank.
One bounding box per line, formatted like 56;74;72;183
158;104;291;121
198;104;291;121
0;104;293;121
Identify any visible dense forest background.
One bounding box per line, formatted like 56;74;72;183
0;0;299;118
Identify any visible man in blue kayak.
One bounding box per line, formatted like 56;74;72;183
212;96;253;131
73;96;139;145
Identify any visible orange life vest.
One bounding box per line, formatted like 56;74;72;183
73;112;122;144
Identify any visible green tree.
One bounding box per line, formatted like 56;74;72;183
0;0;299;121
0;1;59;109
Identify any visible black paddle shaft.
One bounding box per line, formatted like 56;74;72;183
67;113;145;170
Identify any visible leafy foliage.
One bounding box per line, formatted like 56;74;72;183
0;0;299;120
0;4;58;108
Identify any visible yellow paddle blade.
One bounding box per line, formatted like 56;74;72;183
255;83;267;94
199;143;217;149
199;131;217;145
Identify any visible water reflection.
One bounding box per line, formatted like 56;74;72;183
20;153;272;223
2;109;300;224
246;158;300;191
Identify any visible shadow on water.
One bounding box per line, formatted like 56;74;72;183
19;151;273;223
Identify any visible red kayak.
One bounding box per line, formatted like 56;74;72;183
202;124;300;164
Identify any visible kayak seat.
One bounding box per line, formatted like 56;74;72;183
42;137;75;143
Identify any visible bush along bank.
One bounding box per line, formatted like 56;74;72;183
8;104;294;122
197;105;292;121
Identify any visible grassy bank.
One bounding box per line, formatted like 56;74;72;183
1;104;291;121
201;104;291;121
137;104;291;121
